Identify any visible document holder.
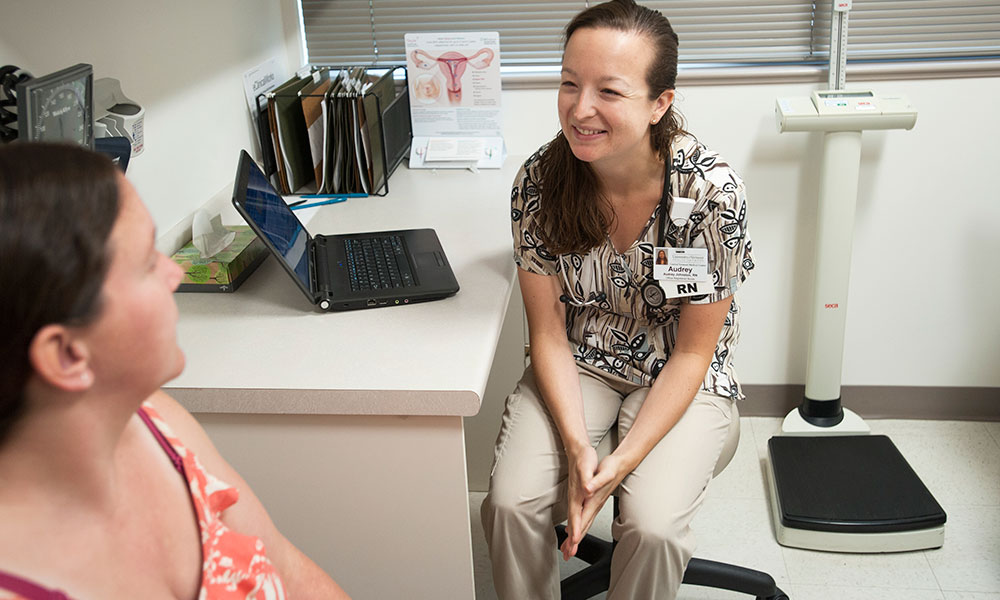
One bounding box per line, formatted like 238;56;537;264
265;65;410;197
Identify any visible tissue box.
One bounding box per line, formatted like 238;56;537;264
172;226;268;293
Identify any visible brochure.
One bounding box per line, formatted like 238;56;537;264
404;31;505;169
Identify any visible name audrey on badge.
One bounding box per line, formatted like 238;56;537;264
653;247;709;282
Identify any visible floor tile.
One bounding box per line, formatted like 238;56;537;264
781;545;939;589
749;417;784;461
784;583;945;599
675;586;749;599
984;422;1000;448
869;420;1000;508
942;593;1000;600
691;496;789;585
925;504;1000;593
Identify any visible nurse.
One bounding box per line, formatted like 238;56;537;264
480;1;754;598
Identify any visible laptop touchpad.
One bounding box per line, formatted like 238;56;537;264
415;251;444;268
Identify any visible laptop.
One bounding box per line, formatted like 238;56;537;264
232;150;459;311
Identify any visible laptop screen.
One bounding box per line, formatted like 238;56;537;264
238;154;312;294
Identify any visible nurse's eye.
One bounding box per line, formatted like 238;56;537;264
560;81;578;89
602;88;623;97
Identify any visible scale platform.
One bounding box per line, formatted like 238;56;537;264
767;435;946;553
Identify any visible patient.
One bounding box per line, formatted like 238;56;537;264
0;143;350;599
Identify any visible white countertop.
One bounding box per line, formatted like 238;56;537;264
165;157;523;416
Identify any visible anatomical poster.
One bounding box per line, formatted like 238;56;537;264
404;31;502;138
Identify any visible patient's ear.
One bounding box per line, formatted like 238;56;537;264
27;324;94;393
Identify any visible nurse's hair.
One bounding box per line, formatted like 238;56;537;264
537;0;687;255
0;143;120;443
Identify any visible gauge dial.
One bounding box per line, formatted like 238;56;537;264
17;63;93;147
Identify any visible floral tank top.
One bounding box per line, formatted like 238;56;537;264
0;403;287;600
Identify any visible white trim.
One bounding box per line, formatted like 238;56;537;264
295;0;309;67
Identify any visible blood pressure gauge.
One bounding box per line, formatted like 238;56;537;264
17;63;94;148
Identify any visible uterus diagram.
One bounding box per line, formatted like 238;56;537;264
410;48;495;105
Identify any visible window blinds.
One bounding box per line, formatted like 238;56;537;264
812;1;1000;61
301;0;1000;67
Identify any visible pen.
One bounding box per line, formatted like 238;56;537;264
287;193;367;209
289;197;351;211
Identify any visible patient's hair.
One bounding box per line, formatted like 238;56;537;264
537;0;687;255
0;143;120;443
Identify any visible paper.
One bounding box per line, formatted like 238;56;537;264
425;137;484;162
409;135;504;170
192;210;236;259
404;32;501;136
404;32;504;169
243;58;282;117
243;58;283;150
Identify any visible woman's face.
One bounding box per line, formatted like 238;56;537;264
558;27;673;170
81;175;185;394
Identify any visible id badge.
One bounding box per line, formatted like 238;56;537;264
654;247;713;298
653;247;708;282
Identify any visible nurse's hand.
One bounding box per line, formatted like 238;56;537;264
562;444;598;560
576;454;629;548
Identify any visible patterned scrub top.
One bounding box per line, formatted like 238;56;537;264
512;134;754;399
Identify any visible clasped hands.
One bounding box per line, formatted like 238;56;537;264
560;444;630;561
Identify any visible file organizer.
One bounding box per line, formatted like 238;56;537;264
260;65;410;196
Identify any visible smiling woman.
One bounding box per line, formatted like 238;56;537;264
0;143;350;600
537;2;685;256
479;2;755;599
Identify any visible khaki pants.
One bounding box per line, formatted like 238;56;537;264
480;363;738;600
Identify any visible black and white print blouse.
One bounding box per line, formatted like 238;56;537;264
511;134;755;399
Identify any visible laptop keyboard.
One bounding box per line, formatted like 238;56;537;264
345;236;416;292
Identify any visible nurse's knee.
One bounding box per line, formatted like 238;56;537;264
614;504;693;552
484;476;545;521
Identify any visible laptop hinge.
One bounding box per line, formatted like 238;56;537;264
311;236;333;298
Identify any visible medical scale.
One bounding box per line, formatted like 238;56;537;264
767;0;945;554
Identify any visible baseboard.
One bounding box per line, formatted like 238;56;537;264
741;384;1000;421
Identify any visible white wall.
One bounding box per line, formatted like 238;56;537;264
499;78;1000;390
2;0;302;242
5;1;995;393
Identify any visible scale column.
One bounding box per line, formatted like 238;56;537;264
799;129;867;429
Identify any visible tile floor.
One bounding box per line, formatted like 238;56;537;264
469;417;1000;600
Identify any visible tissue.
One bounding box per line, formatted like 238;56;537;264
191;210;236;259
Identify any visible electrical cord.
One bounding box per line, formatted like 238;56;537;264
0;65;32;143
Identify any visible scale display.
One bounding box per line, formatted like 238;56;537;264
17;63;94;148
775;89;916;133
